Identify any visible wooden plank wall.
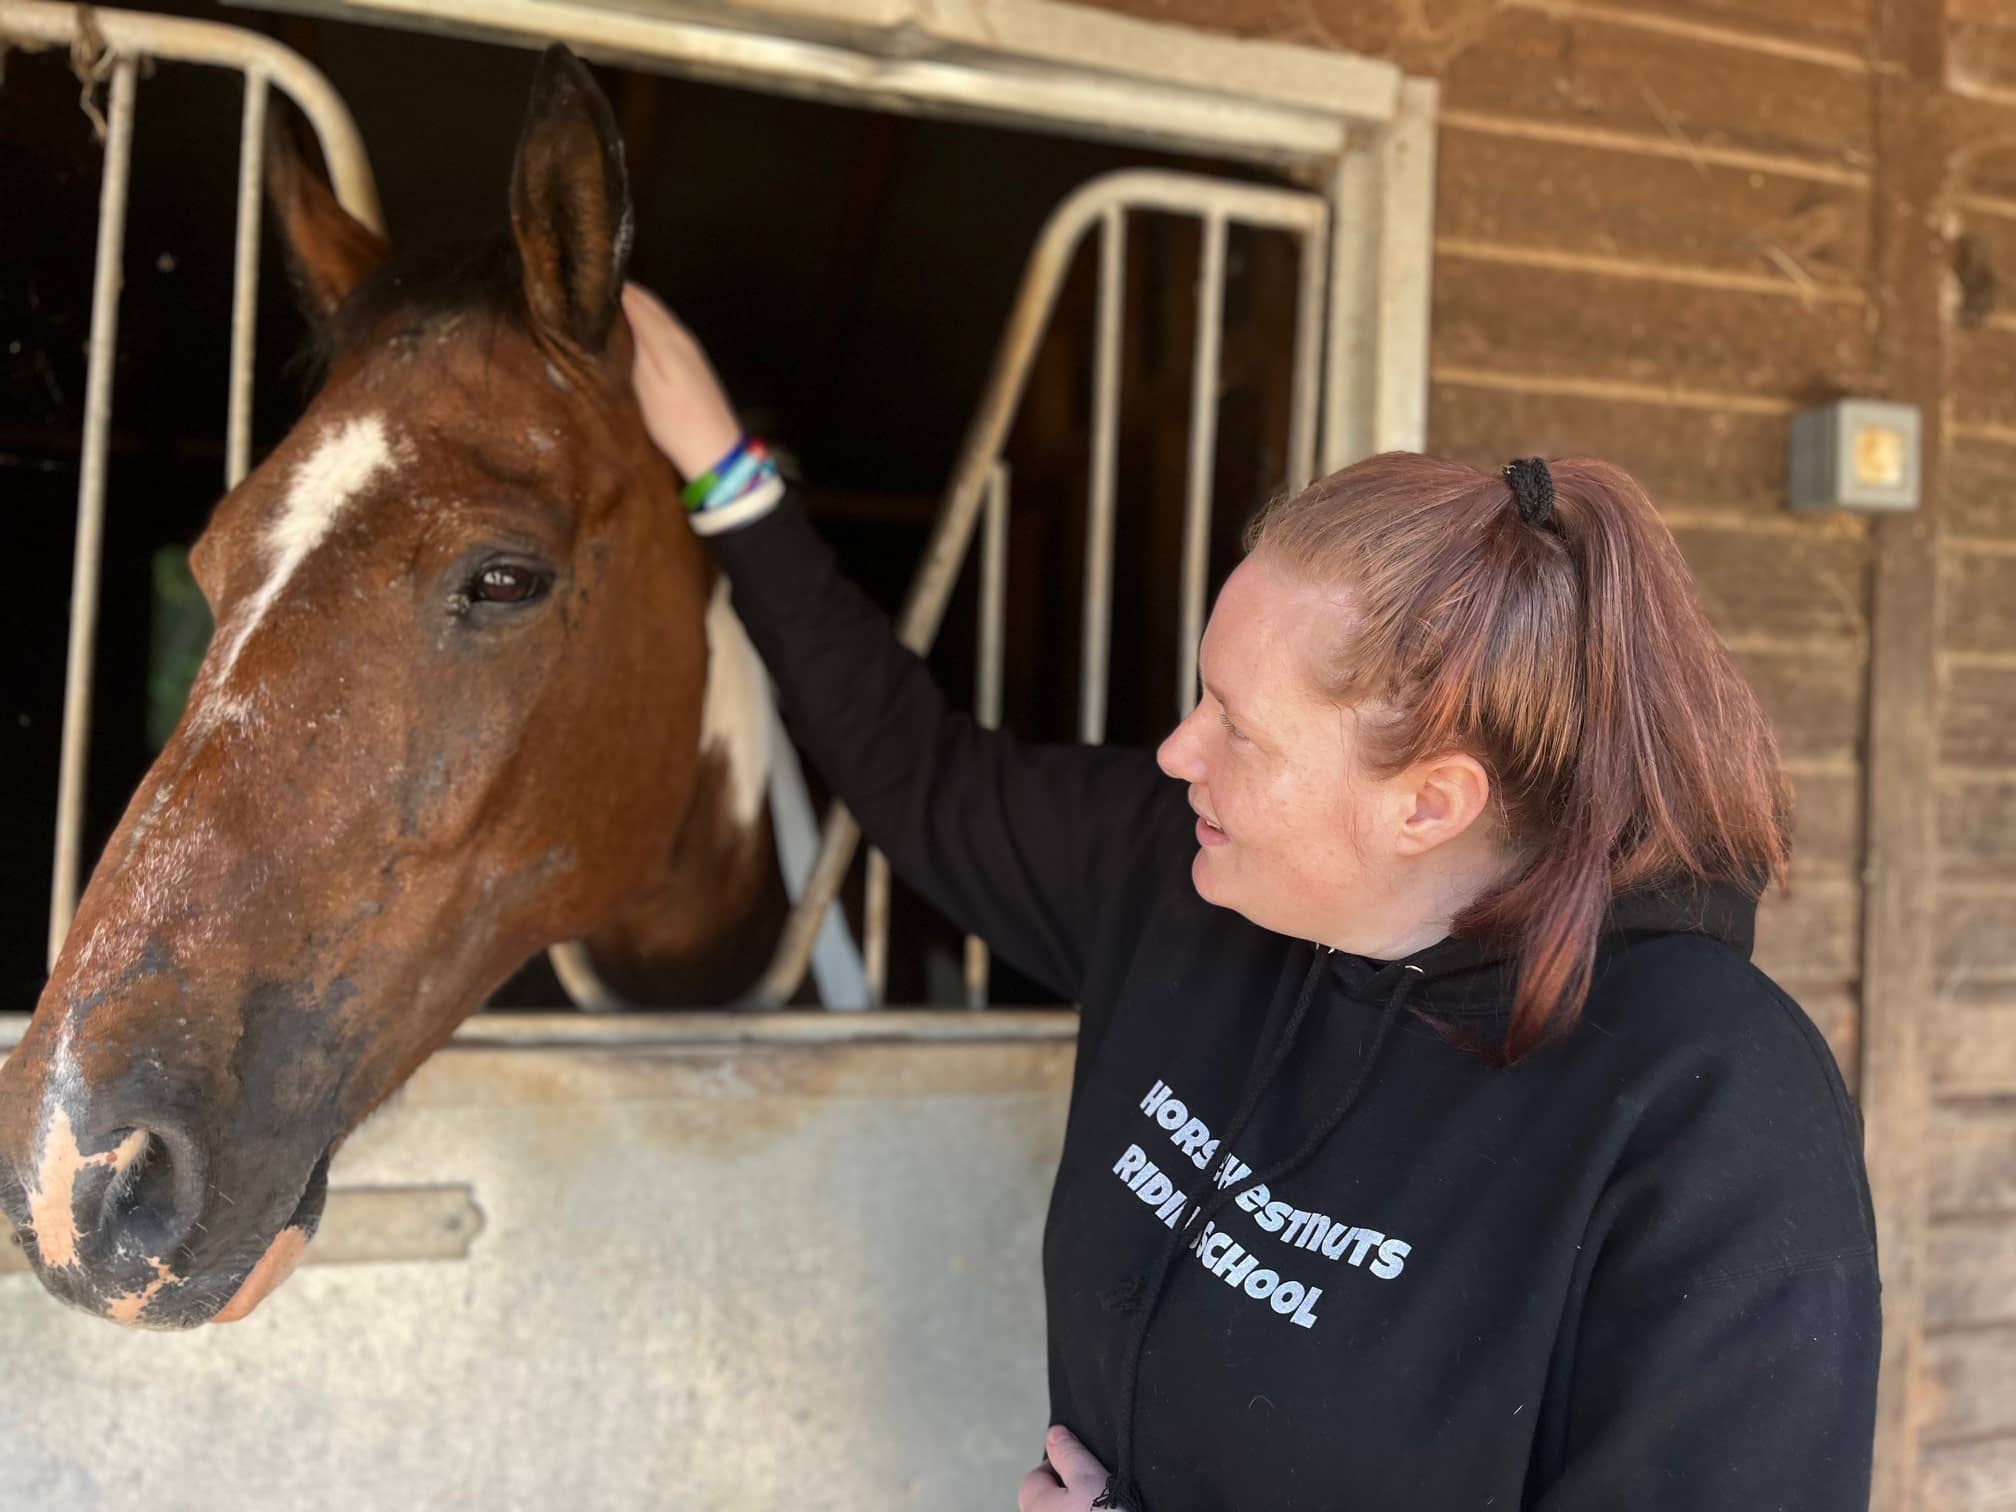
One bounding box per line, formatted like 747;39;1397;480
1101;0;1880;1071
1920;4;2016;1505
1421;8;1873;1081
1066;0;2006;1503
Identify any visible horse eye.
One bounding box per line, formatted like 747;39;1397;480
470;564;550;606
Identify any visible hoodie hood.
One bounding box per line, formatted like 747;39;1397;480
1324;873;1763;1024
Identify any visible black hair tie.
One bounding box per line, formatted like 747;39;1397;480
1502;457;1555;527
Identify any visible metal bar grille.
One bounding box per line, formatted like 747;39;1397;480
48;56;138;973
1175;210;1227;720
756;168;1328;1009
3;0;384;971
963;461;1009;1008
1081;205;1125;746
11;4;1434;1011
226;70;270;492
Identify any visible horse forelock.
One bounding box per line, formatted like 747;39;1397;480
307;231;527;382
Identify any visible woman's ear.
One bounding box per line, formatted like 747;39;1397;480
1394;752;1494;856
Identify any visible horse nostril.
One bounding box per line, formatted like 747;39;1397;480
88;1120;206;1259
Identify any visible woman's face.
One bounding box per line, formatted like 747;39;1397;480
1156;553;1488;953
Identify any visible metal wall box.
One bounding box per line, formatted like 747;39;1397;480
1788;398;1922;513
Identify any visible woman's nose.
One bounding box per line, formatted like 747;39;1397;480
1157;708;1205;782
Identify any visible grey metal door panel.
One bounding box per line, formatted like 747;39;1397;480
1;1017;1076;1511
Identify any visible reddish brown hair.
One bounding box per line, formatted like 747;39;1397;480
1245;452;1792;1063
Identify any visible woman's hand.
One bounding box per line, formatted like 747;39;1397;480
1017;1424;1111;1512
621;281;743;481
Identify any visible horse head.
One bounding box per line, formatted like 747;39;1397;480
0;47;775;1326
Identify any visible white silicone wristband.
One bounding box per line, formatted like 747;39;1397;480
686;472;786;536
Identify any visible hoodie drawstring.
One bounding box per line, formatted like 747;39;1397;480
1093;954;1426;1512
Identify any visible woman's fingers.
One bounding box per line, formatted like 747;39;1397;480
1017;1459;1065;1511
1016;1426;1109;1510
621;281;695;350
620;281;743;479
1044;1425;1109;1491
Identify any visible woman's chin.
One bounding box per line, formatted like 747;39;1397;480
1191;854;1291;938
1190;847;1225;904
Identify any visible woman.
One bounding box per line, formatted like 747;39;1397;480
622;284;1880;1510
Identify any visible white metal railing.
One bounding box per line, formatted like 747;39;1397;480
13;4;1434;1013
9;4;869;1013
755;169;1331;1009
2;0;383;972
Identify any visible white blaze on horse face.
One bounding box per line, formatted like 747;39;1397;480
27;1105;148;1272
701;578;772;828
207;412;399;693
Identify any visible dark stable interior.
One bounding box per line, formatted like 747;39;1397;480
2;1;1309;1008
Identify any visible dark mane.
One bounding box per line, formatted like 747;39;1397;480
301;229;530;380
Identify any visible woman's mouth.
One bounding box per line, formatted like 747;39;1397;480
1195;812;1229;848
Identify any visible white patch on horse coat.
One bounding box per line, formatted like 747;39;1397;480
104;1256;181;1327
701;579;772;828
207;413;397;692
28;1104;147;1272
206;692;255;726
115;780;176;870
29;1016;91;1271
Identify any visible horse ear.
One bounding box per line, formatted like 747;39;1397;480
265;106;388;322
508;45;634;353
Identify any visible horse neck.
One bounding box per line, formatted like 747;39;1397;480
579;576;789;1003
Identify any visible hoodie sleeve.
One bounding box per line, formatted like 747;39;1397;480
702;491;1190;1003
1530;950;1882;1510
1529;1252;1881;1511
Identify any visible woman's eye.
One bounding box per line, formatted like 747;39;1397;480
1218;712;1246;742
469;564;551;606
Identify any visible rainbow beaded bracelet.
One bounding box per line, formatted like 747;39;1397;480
683;436;774;511
682;435;786;535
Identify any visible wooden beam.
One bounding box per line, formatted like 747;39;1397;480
1858;0;1949;1502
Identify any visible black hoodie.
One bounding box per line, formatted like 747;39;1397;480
708;495;1882;1510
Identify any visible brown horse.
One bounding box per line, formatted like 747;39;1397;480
0;47;779;1327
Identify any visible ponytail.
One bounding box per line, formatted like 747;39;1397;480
1245;453;1791;1063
